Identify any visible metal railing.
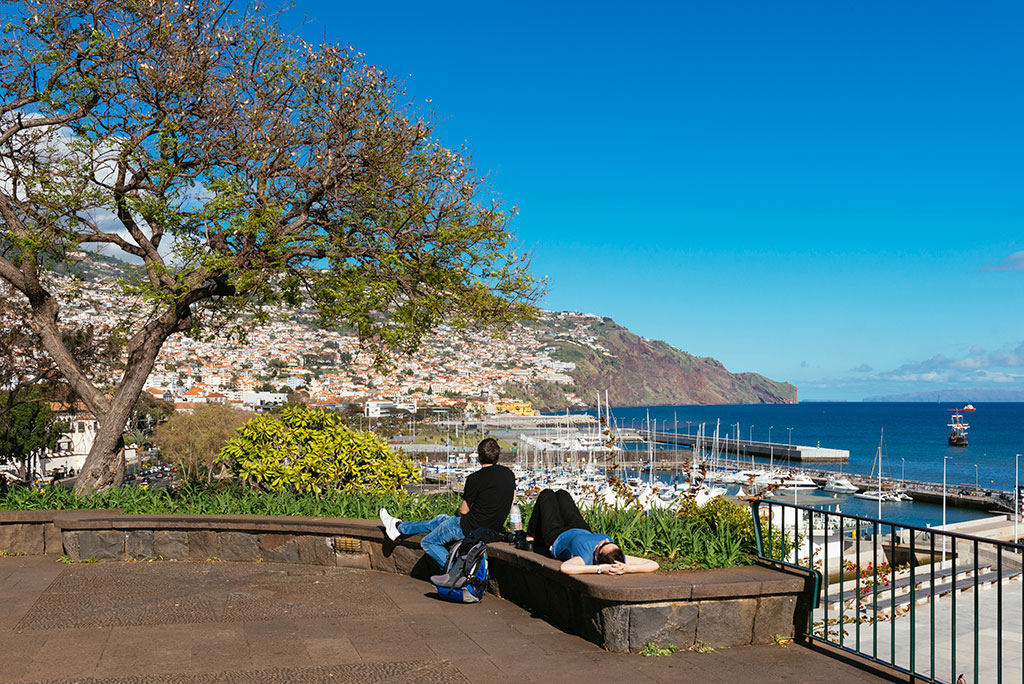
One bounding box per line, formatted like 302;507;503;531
751;500;1023;684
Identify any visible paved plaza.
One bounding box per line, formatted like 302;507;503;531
0;555;908;683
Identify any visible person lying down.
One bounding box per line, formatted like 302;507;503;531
523;488;659;575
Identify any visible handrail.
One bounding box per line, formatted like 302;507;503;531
751;498;1023;684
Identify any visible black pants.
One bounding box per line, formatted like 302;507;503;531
526;489;590;554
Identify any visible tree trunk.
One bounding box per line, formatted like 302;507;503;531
73;331;168;494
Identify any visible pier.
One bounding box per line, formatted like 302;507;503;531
624;429;850;462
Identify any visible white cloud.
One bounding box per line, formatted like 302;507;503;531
981;250;1024;272
878;342;1024;385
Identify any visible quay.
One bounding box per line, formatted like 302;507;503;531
623;429;850;462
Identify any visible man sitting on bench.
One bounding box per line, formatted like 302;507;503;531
379;438;515;573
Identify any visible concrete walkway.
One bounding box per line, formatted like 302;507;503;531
0;555;908;683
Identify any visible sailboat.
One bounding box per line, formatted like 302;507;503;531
853;429;899;506
947;404;974;447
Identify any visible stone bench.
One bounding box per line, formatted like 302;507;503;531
0;510;811;652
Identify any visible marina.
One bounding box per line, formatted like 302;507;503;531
405;401;1024;532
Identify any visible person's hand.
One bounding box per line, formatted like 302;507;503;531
606;561;628;575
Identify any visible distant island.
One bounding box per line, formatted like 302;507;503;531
864;389;1024;402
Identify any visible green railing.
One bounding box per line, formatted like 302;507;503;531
751;500;1023;684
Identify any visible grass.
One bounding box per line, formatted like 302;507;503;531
1;482;761;570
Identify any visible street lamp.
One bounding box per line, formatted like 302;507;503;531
901;457;905;486
749;425;754;442
942;455;953;563
768;426;774;468
787;427;794;447
1016;454;1021;545
685;421;692;437
975;463;979;493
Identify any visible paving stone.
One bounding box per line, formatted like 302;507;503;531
125;530;155;559
297;534;335;566
188;530;222;560
12;661;468;683
43;522;63;554
154;530;188;560
78;530;125;560
628;601;699;652
61;531;80;560
218;531;259;561
752;594;798;644
0;555;913;684
16;562;394;631
601;604;631;652
261;533;300;563
696;598;757;648
0;523;45;555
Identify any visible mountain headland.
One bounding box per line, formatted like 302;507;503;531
504;314;797;410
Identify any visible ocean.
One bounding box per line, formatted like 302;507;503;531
585;402;1024;526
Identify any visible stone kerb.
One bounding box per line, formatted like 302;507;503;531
2;509;810;653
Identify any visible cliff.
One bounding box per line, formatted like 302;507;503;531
511;313;797;410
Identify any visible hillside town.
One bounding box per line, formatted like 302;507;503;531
51;259;610;411
3;262;624;475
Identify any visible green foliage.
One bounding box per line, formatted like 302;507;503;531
0;387;67;474
640;642;678;657
522;479;772;570
565;498;757;570
216;405;420;495
0;481;462;520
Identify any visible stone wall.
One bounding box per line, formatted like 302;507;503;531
0;510;811;653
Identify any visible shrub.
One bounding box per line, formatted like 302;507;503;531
215;405;419;494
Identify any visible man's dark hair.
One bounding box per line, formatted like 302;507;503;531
597;545;626;565
477;437;501;465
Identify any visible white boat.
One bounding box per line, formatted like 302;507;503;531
777;473;819;491
852;489;901;502
823;477;859;494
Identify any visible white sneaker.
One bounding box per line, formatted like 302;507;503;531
379;507;401;541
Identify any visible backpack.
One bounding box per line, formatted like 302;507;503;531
433;540;489;603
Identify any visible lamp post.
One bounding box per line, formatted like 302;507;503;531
942;455;953;563
685;420;692;436
768;426;774;468
1016;454;1020;545
749;425;754;442
901;458;905;486
787;427;794;447
975;463;979;494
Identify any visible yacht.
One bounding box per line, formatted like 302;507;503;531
777;473;819;491
852;489;901;503
822;477;859;494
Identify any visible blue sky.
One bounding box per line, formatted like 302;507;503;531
288;1;1023;401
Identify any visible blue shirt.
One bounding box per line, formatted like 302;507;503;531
550;528;612;563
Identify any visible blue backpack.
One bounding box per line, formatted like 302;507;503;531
433;540;489;603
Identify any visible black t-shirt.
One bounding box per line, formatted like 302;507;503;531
459;464;516;534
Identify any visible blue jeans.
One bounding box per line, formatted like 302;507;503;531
398;514;465;569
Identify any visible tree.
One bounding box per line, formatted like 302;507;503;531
0;386;67;480
216;404;419;494
131;392;175;431
0;0;539;492
151;403;250;484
